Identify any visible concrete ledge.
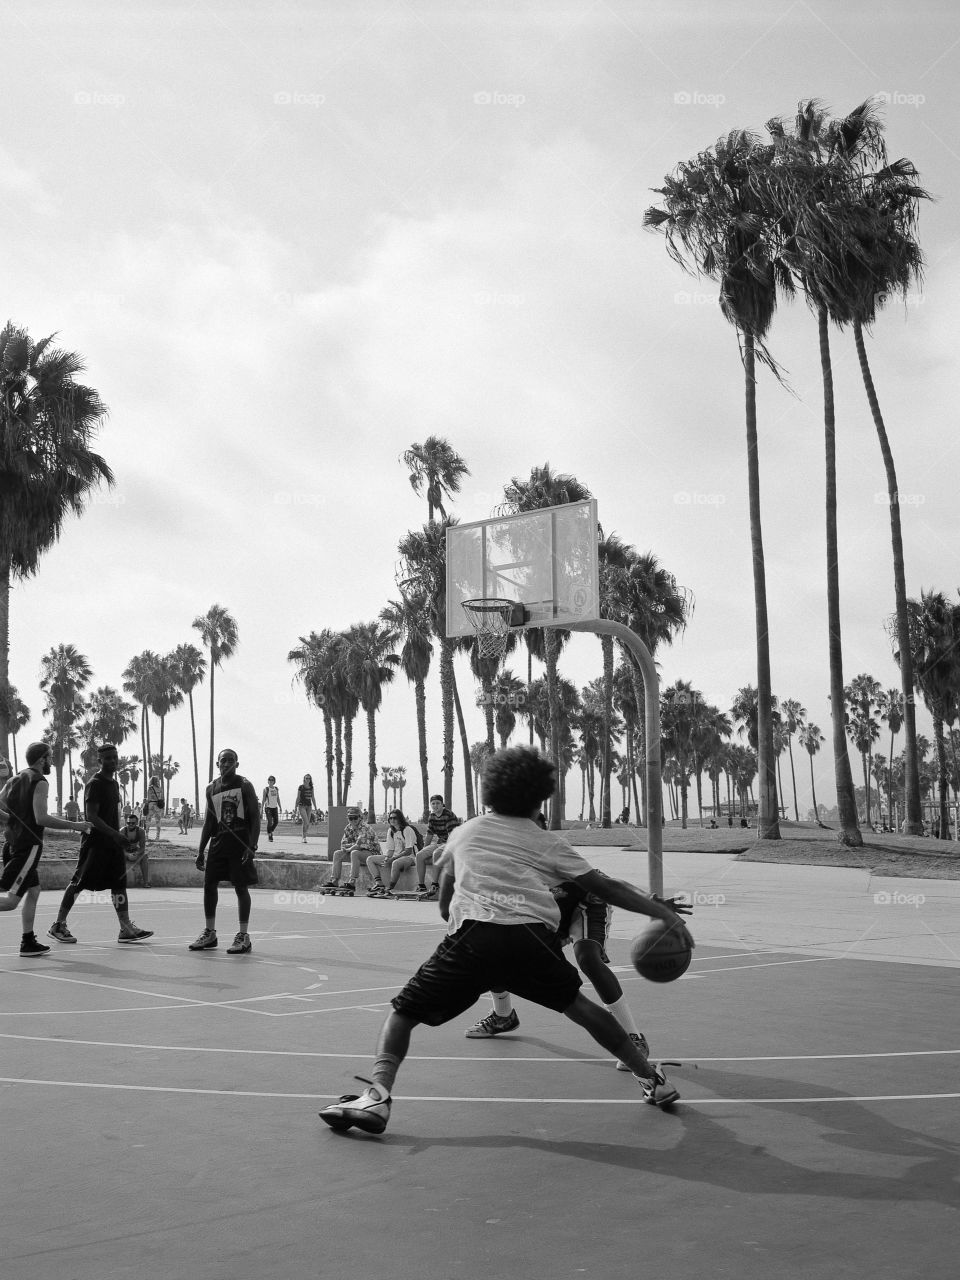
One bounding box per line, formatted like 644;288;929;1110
37;854;339;892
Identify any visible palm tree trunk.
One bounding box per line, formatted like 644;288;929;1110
854;321;922;834
366;707;377;817
207;659;215;784
0;558;11;758
188;691;200;811
809;752;819;822
933;713;949;839
544;628;563;829
415;675;429;820
888;728;896;832
820;307;863;847
334;714;344;804
140;705;148;803
451;669;476;818
787;739;799;822
322;709;334;810
743;330;781;840
159;715;166;811
440;639;455;809
527;645;534;745
601;636;614;828
343;714;354;804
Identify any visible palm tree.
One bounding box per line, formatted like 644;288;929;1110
844;674;882;826
660;680;702;829
0;324;111;758
192;604;239;784
39;643;93;812
122;651;160;802
878;688;904;829
646;132;784;840
398;519;475;816
779;699;806;823
0;687;30;771
380;593;434;820
799;722;825;824
488;669;527;749
596;531;634;827
898;590;960;840
469;741;491;812
79;687;137;764
341;620;399;819
402;437;470;524
147;653;184;799
500;464;593;828
169;643;206;812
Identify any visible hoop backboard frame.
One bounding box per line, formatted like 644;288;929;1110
445;499;600;640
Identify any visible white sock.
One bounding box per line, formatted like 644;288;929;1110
604;996;640;1037
492;991;514;1017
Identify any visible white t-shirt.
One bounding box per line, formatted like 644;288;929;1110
437;813;592;934
383;825;417;856
263;786;280;809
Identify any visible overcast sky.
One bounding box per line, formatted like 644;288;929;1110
4;0;959;820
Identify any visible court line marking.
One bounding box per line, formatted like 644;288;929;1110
2;1033;958;1063
0;1077;957;1104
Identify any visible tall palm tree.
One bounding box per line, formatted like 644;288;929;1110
381;592;434;820
79;686;137;756
341;620;399;819
488;669;527;749
646;132;784;840
192;604;239;784
799;722;825;824
122;651;161;802
596;531;634;827
0;324;111;759
146;653;184;803
289;629;344;809
398;519;475;816
500;464;592;828
779;699;807;822
401;437;470;524
39;643;93;812
168;643;206;812
469;741;491;812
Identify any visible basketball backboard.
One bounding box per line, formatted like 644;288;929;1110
445;499;600;638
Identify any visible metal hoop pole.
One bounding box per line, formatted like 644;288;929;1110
567;619;663;895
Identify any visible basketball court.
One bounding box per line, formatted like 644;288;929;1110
5;501;957;1277
2;850;958;1280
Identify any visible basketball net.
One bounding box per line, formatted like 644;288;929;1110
462;598;515;664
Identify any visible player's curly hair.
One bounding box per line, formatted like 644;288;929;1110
480;745;556;817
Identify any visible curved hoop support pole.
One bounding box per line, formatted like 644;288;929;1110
566;619;663;895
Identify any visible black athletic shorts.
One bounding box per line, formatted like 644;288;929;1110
204;847;258;889
1;844;43;897
391;919;583;1026
69;843;128;893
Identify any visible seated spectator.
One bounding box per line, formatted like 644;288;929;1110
318;805;379;895
366;810;418;896
414;795;461;898
119;812;150;888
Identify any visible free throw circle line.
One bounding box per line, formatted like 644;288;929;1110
0;1077;958;1105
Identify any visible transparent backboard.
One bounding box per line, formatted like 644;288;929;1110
445;499;600;638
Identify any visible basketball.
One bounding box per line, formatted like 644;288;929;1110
630;919;692;983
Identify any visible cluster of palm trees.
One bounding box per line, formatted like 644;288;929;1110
645;97;929;846
290;440;692;828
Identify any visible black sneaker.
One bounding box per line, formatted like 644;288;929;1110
48;921;78;944
20;933;51;957
118;923;154;944
226;932;252;954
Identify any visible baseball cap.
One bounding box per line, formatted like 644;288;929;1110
346;805;361;818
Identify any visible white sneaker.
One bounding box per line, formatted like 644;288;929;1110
616;1030;650;1071
637;1063;680;1108
319;1079;391;1134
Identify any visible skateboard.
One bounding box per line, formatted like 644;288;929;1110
389;890;439;902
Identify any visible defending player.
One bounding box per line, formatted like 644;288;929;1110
319;745;693;1135
0;742;92;955
190;748;260;954
48;744;154;945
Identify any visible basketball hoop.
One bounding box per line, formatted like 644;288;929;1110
462;598;519;662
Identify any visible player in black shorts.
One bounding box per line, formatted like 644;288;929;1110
1;742;92;955
48;744;154;945
190;748;260;955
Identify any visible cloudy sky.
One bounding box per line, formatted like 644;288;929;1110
4;0;959;820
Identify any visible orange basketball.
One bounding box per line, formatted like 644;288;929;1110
630;919;692;983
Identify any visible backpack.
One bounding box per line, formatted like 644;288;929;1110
409;823;424;851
